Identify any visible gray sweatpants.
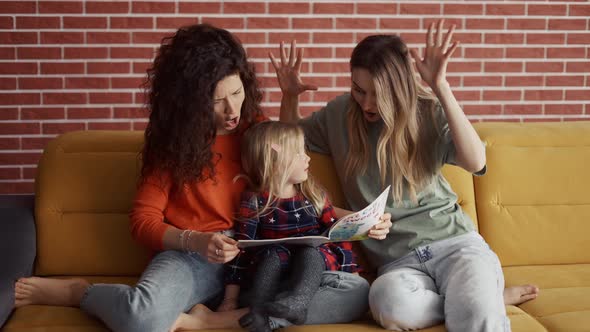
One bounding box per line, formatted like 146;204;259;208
369;231;509;332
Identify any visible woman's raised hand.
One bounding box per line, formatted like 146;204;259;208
409;19;459;92
269;40;318;98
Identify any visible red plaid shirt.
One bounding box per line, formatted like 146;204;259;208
225;191;360;285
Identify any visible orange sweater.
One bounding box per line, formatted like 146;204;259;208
129;133;247;251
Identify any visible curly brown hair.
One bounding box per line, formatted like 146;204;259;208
141;24;263;192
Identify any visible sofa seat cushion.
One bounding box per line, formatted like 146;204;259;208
504;264;590;332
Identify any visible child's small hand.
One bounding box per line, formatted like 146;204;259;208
217;298;239;312
368;213;392;240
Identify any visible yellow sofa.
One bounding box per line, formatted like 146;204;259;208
4;122;590;332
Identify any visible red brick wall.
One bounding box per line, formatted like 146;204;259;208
0;1;589;193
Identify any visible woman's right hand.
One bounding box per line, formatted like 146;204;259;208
191;232;240;264
269;40;318;98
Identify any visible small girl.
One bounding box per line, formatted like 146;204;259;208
221;121;361;332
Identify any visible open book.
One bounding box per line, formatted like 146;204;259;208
237;186;390;248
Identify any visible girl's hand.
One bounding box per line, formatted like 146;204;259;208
217;298;239;312
269;40;318;98
409;19;459;93
368;213;392;240
191;232;240;264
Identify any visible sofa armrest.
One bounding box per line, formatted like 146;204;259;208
0;195;36;327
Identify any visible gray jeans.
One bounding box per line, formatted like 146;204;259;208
369;232;509;332
80;250;369;332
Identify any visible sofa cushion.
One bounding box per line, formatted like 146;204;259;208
474;122;590;266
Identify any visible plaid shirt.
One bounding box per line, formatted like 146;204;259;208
224;191;360;285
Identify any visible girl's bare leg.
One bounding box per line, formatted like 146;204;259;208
14;277;90;308
170;304;249;331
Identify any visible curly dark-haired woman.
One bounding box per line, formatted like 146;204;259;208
13;24;371;332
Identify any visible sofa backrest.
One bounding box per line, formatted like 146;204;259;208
474;122;590;266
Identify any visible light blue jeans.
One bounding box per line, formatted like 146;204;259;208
369;232;509;332
81;250;369;332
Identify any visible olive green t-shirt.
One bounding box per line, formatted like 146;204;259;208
299;93;485;269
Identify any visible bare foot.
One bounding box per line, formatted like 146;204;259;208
170;304;212;331
14;277;89;308
504;284;539;305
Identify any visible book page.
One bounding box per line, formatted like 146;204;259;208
328;185;390;241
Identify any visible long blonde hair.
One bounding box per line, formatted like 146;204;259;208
240;121;326;216
345;34;440;203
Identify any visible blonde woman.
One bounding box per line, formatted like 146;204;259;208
220;121;370;332
271;20;538;331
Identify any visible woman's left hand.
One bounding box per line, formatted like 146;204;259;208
410;19;459;92
368;213;392;240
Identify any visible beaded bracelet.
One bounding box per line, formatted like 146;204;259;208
186;230;196;254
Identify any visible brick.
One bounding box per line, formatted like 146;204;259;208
447;62;482;73
233;32;265;44
0;152;41;165
463;76;502;87
0;17;13;29
0;32;37;44
507;19;546;30
565;89;590;100
111;47;155;59
0;138;20;151
483;90;522;101
505;76;544;87
18;47;61;60
64;47;108;59
16;16;60;29
545;104;584;115
134;91;147;104
0;168;20;180
313;33;354;44
224;2;265;13
546;76;585;87
133;62;152;74
0;122;40;135
89;93;133;104
0;93;40;105
247;18;288;29
466;18;504;30
0;78;16;90
178;2;220;13
88;122;132;130
65;77;109;89
548;19;587;30
0;62;37;75
87;32;130;44
336;18;376;30
110;17;153;29
464;47;503;59
132;2;175;14
42;122;85;135
41;62;84;74
463;104;502;116
21;107;65;120
22;166;37;179
67;107;111;119
485;33;524;44
111;77;145;89
269;33;310;44
547;47;585;59
525;90;563;101
313;91;348;102
505;47;544;58
0;48;15;60
453;90;481;101
114;107;148;118
87;62;130;74
312;62;349;74
380;18;420;30
201;17;244;29
0;182;35;194
570;5;590;16
313;3;353;14
0;108;18;120
357;3;396;14
526;33;565;45
444;4;483;15
399;3;440;14
43;92;87;105
567;34;590;45
133;121;148;131
19;77;62;90
528;4;566;16
156;17;198;29
41;32;84;44
63;16;107;29
39;1;82;13
504;104;542;115
86;1;129;13
293;18;332;30
566;62;590;73
132;31;172;44
486;4;524;15
269;3;310;14
0;2;36;14
526;62;564;73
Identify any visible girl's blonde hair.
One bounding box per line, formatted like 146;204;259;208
346;34;440;203
241;121;326;216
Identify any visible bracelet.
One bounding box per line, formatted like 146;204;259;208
179;230;189;252
186;230;196;254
